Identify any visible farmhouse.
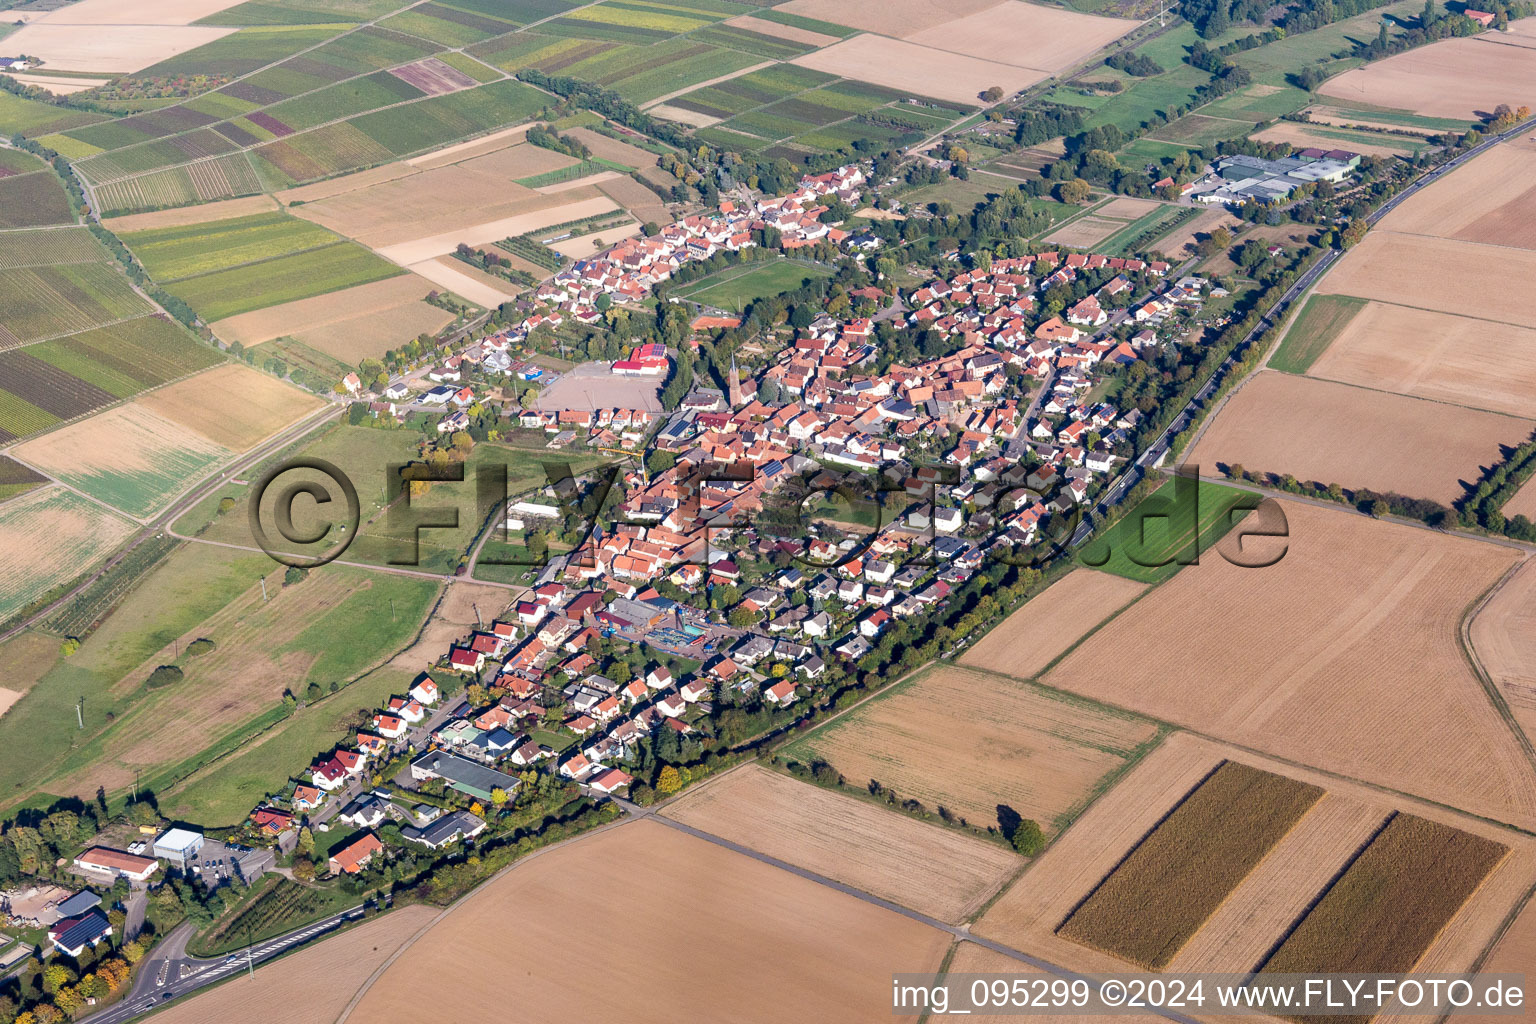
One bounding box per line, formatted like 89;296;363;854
73;847;159;883
328;832;384;875
411;751;521;802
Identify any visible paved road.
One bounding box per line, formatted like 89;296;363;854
1067;123;1532;548
79;907;366;1024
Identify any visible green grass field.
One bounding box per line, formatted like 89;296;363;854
1079;478;1257;584
0;540;440;817
121;211;342;281
674;260;834;312
160;241;404;321
1269;294;1366;374
1059;762;1323;969
0;90;105;137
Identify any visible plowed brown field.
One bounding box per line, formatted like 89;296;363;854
1045;500;1536;828
961;569;1146;679
1468;557;1536;750
663;764;1021;922
1189;371;1532;503
787;665;1160;833
1305;301;1536;418
343;819;951;1023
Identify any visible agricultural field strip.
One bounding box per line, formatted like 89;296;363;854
65;8;536;184
0;312;159;354
672;76;971;149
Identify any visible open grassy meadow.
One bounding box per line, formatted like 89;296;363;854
0;537;440;814
674;259;835;312
1057;761;1324;969
1268;294;1366;374
1078;478;1257;584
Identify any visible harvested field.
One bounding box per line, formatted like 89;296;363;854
1375;139;1536;251
406;123;529;167
1468;557;1536;750
8;73;101;96
1;23;236;73
274;161;417;204
26;0;246;25
147;906;439;1024
0;486;136;623
640;103;719;128
290;148;598;251
1260;813;1508;994
1165;793;1387;974
1317;232;1536;327
1251;120;1415;157
373;193;618;264
723;12;838;46
976;732;1536;983
595;172;668;225
211;273;454;355
0;688;20;718
785;664;1160;834
101;193;279;233
408;256;515;307
1454;897;1536;1024
1305;301;1536;418
138;363;324;451
344;819;951;1023
904;2;1138;74
775;0;1001;36
960;569;1146;679
1043;215;1122;247
1188;371;1533;504
561;126;657;169
1506;476;1536;520
664;764;1021;923
548;221;640;258
1046;500;1536;829
12;403;230;518
1154;207;1241;258
1094;196;1161;219
1056;762;1324;969
792;36;1046;106
1319;26;1536;119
